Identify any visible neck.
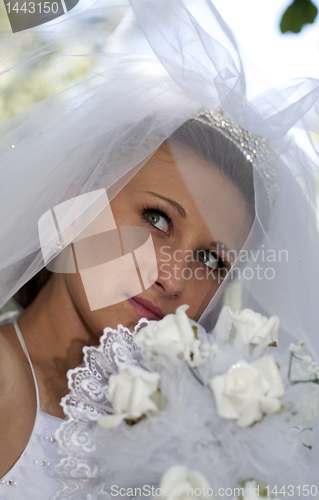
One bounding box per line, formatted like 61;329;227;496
18;273;98;376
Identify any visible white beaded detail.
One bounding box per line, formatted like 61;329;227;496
1;478;16;486
33;459;51;467
194;110;279;207
44;435;56;443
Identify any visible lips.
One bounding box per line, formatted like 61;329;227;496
127;296;165;321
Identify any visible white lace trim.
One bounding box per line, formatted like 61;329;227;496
54;319;149;500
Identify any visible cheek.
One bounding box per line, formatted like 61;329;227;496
65;272;91;314
183;271;220;321
64;271;134;331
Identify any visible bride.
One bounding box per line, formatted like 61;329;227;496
0;0;319;498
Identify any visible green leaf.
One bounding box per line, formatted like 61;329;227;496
280;0;318;33
228;324;237;345
237;479;269;498
150;389;166;409
124;414;147;426
192;325;198;339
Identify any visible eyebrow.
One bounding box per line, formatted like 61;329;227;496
144;191;187;218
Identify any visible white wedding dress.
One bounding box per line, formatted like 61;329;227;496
0;320;63;500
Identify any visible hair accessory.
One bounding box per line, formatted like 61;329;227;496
194;110;279;207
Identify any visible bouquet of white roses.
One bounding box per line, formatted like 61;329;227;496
54;306;319;500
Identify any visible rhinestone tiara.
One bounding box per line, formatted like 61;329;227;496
194;110;279;207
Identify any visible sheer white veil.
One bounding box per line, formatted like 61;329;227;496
1;0;319;363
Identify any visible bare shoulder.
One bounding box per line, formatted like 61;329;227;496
0;324;37;477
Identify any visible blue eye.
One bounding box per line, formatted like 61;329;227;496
145;211;170;234
197;250;219;270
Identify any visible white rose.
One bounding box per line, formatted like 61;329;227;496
153;465;211;500
134;305;206;367
209;355;284;427
98;365;160;429
214;306;279;354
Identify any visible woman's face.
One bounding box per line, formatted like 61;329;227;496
64;142;252;332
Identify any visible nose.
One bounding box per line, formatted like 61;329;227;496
153;247;190;298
